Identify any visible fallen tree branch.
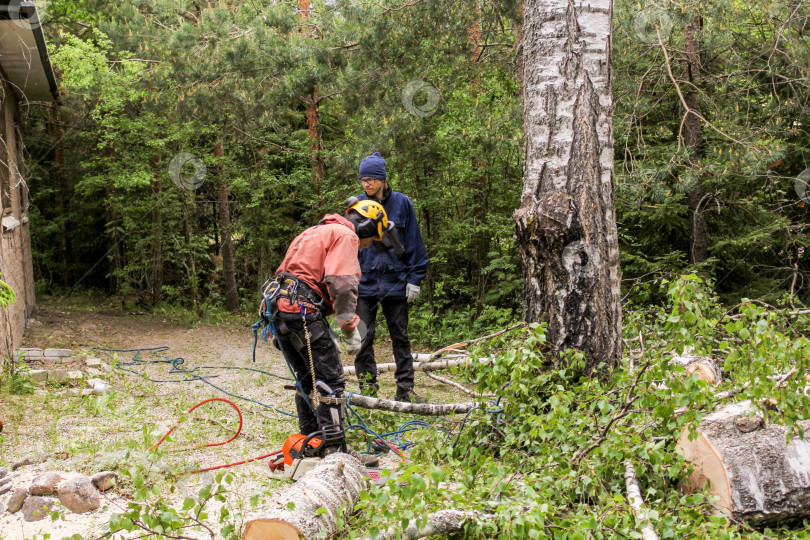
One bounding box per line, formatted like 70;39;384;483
624;462;659;540
424;372;493;398
430;323;526;359
575;359;652;462
347;393;477;416
360;509;489;540
343;355;494;376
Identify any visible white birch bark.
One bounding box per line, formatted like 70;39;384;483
515;0;621;374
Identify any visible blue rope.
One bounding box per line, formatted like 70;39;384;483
92;346;298;418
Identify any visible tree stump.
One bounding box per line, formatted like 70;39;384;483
242;453;368;540
676;400;810;525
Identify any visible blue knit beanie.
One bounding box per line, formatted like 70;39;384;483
358;152;387;181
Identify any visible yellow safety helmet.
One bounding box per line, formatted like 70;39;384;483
345;197;387;240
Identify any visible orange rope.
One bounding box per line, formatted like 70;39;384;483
148;397;286;476
148;397;244;452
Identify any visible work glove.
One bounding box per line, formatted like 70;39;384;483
406;284;421;303
344;326;363;355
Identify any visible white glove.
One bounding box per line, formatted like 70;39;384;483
406;284;421;303
344;327;363;355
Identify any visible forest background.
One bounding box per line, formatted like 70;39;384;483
0;1;808;538
20;0;809;344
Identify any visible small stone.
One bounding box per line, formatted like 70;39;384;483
0;483;11;496
67;389;80;396
100;362;112;373
48;369;68;382
29;472;62;496
85;368;103;377
90;471;118;492
86;378;105;388
0;467;8;480
16;348;43;355
11;456;36;471
85;358;101;368
57;477;100;514
92;382;114;395
81;389;93;397
29;370;48;383
44;349;72;357
68;371;84;380
7;488;27;513
22;495;54;521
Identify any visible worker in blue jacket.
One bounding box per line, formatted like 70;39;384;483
353;152;429;402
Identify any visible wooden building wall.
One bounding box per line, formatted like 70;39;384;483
0;76;36;358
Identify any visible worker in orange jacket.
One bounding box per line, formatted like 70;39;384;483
265;199;401;460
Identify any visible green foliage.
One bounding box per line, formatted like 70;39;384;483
104;452;242;539
0;361;34;396
0;274;15;308
345;276;810;537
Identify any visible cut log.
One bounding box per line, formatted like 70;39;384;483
676;400;810;525
242;453;367;540
347;393;477;416
670;355;722;384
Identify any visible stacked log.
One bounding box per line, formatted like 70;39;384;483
676;400;810;525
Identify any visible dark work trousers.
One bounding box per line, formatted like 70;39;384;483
272;310;346;446
354;297;414;394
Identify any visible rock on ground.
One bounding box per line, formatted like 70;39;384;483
21;496;54;522
57;477;100;513
7;488;27;513
29;472;63;496
91;471;118;492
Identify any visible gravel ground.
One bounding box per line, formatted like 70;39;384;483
0;299;467;539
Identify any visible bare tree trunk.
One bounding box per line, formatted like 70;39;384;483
103;145;122;297
300;0;325;192
215;138;239;311
685;14;707;263
180;189;202;316
514;0;621;375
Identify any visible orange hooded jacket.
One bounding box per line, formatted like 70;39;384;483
275;214;361;331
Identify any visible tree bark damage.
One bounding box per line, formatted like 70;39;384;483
515;0;621;375
676;400;810;525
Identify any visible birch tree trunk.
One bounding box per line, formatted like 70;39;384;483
515;0;621;375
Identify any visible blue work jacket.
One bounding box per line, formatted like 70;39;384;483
356;189;429;299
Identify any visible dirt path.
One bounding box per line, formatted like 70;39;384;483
0;299;467;539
